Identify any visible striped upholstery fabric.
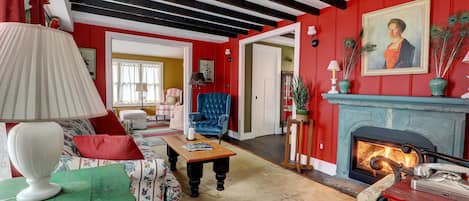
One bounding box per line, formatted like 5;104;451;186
155;88;182;117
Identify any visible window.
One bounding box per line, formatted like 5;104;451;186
112;59;163;105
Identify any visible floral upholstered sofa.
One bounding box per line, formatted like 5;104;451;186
7;110;181;201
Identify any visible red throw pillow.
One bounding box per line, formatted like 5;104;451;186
73;135;144;160
89;110;127;136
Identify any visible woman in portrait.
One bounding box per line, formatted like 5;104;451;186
384;18;415;68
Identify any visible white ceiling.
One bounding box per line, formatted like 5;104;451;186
70;0;340;43
112;39;184;59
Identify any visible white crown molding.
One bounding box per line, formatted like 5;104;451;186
72;11;229;43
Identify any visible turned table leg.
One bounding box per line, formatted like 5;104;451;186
187;162;203;197
167;146;179;171
213;158;229;191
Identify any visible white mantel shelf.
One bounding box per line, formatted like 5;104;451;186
322;94;469;113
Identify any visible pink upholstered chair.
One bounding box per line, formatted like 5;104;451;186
155;88;183;120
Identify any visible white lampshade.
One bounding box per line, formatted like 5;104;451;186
327;60;341;71
463;51;469;63
0;23;106;121
136;83;148;92
307;26;317;36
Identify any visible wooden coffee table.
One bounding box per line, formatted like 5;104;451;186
162;134;236;197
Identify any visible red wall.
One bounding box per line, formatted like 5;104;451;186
220;0;469;164
71;23;222;106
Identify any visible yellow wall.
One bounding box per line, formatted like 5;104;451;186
112;53;183;90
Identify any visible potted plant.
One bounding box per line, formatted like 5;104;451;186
341;30;376;94
430;11;469;96
292;77;309;121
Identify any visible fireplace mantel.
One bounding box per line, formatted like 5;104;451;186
321;93;468;179
322;94;469;113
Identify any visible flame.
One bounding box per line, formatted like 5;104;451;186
404;156;411;167
356;141;418;174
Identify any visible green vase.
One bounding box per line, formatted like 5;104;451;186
339;80;351;94
429;77;448;96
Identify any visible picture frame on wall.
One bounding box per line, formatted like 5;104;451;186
361;0;430;76
199;59;215;83
79;48;97;80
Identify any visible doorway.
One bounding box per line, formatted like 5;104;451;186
237;22;301;162
251;44;281;137
105;32;193;134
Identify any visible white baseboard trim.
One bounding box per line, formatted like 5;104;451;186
299;154;337;176
227;130;240;140
228;130;256;141
241;132;255;141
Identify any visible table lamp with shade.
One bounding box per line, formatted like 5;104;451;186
327;60;341;94
461;51;469;99
0;23;106;200
136;83;148;110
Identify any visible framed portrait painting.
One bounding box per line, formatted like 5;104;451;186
362;0;430;76
199;59;215;83
79;48;96;80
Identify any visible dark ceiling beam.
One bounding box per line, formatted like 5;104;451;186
269;0;320;16
215;0;297;22
162;0;277;27
70;0;247;35
71;4;238;38
281;33;295;39
110;0;263;31
320;0;347;10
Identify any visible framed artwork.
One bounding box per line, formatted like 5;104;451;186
79;48;96;80
199;59;215;83
362;0;430;76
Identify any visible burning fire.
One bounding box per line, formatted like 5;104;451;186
356;141;418;174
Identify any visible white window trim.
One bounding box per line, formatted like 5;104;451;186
112;58;164;106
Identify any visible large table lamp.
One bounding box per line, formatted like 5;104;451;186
327;60;341;94
0;23;106;200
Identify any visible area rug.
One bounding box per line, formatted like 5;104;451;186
151;142;355;201
132;120;183;137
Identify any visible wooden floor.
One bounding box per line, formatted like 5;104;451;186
224;134;367;197
224;134;285;164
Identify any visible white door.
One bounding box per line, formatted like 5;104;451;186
252;44;281;137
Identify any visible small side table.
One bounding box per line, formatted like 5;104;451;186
282;118;314;172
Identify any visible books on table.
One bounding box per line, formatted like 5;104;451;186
183;142;213;152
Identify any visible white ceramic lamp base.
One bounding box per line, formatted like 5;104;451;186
328;78;339;94
17;178;61;201
8;122;64;201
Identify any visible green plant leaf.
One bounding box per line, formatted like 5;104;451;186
291;77;309;111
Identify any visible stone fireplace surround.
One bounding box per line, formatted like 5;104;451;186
323;94;469;180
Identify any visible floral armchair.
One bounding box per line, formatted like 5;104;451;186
155;88;183;120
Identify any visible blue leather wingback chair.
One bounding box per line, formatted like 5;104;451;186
189;93;231;144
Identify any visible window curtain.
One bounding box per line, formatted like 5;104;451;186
141;64;162;103
119;62;140;104
0;0;25;22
